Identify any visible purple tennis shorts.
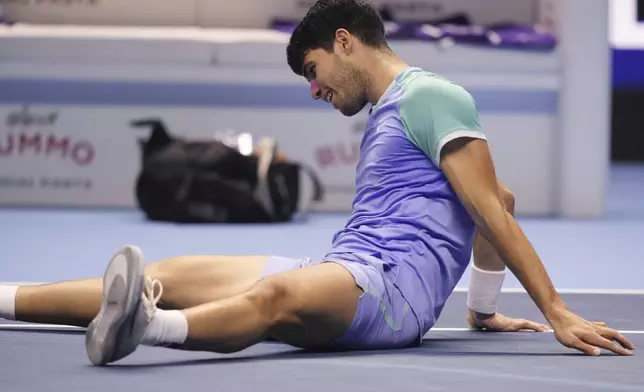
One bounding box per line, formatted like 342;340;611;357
260;254;421;350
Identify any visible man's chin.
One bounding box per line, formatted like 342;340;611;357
338;105;366;117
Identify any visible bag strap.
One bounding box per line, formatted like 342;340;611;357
254;138;324;216
254;138;278;219
298;162;324;204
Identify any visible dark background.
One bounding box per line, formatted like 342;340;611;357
611;1;644;162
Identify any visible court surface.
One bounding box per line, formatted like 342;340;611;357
1;164;643;391
1;291;643;391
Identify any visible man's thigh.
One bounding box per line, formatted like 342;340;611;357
264;260;420;351
148;254;302;309
263;261;363;349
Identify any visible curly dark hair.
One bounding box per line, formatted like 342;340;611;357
286;0;389;76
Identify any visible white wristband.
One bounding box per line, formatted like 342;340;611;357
0;285;18;320
466;265;506;314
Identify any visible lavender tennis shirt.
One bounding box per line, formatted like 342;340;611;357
325;67;487;334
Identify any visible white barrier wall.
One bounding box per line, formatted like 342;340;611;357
196;0;538;28
610;0;644;49
0;1;612;218
556;0;611;217
1;0;539;27
0;0;196;26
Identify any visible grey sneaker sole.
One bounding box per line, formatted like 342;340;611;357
85;245;144;366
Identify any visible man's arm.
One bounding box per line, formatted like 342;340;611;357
440;138;563;317
467;181;549;333
439;137;634;356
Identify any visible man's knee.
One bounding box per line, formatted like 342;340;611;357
143;257;192;308
244;276;297;326
499;184;515;214
144;257;182;282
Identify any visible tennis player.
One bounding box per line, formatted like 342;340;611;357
0;0;634;365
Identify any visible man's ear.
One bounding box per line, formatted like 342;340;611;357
334;28;353;54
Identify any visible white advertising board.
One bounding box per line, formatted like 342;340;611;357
0;101;555;215
0;104;358;210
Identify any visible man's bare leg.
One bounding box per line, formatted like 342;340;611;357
15;278;104;327
86;246;361;365
6;254;271;327
177;262;361;353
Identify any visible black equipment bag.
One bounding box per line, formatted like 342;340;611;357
132;119;323;223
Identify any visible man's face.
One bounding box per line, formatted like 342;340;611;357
302;47;368;117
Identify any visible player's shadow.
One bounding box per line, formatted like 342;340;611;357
101;336;592;370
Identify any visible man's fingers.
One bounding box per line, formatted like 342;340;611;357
568;337;601;356
484;317;550;332
580;328;634;356
583;331;632;356
591;321;607;327
517;320;549;332
556;331;600;356
598;327;636;351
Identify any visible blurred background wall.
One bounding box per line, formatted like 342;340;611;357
0;0;640;218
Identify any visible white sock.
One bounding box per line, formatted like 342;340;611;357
0;285;19;320
141;309;189;346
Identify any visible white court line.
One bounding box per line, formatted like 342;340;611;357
452;287;644;295
4;283;644;295
0;324;85;332
426;327;644;335
1;324;643;335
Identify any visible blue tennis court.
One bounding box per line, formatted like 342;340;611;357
1;164;643;391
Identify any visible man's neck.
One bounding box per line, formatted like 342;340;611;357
362;52;410;105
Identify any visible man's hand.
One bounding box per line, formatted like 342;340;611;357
467;310;549;332
549;307;634;356
467;309;635;356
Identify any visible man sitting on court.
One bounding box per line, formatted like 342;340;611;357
0;0;634;364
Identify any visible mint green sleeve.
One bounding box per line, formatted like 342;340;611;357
399;77;486;166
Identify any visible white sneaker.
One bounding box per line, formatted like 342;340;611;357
85;245;163;366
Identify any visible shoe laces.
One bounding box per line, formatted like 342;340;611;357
143;276;163;314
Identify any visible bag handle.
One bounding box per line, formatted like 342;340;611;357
254;138;278;218
298;163;324;204
254;138;324;216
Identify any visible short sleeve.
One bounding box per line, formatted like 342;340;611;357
399;76;486;166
